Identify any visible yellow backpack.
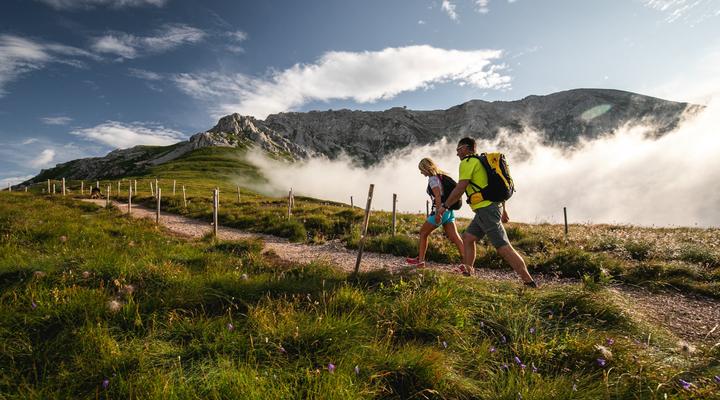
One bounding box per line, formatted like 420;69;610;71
466;152;515;203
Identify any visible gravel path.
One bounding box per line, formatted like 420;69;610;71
85;199;720;345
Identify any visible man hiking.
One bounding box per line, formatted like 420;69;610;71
437;137;538;287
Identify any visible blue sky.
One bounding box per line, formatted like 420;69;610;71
1;0;719;187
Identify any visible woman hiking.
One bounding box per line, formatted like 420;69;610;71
406;158;465;268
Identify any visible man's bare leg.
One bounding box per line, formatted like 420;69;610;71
496;244;533;283
462;232;478;272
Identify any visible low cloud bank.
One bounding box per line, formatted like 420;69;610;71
242;100;720;228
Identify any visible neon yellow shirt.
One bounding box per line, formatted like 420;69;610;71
459;155;491;210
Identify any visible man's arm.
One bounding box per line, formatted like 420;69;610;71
439;180;469;211
501;201;509;223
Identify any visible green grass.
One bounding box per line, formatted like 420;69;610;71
2;192;720;399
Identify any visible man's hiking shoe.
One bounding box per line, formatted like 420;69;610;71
523;280;539;288
405;257;425;267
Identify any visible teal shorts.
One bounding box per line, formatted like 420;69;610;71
426;209;455;227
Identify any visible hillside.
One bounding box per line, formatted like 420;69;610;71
2;192;720;398
21;88;698;185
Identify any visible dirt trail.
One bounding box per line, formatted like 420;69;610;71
85;199;720;345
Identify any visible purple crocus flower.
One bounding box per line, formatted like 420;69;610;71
679;379;691;390
529;327;535;334
520;364;526;370
501;335;507;344
442;341;448;349
489;346;496;353
31;301;37;310
501;364;509;371
531;363;538;373
279;346;287;354
328;363;335;373
354;365;360;376
226;323;234;331
606;338;615;346
597;358;606;367
514;356;522;365
715;375;720;383
102;379;110;389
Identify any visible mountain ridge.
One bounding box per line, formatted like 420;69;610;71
21;88;700;185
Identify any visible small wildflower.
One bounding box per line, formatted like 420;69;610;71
531;363;538;373
480;321;484;327
354;365;360;376
501;364;509;371
520;364;526;370
33;271;46;279
514;356;522;365
59;235;67;243
328;363;335;373
572;383;577;392
102;379;110;389
606;338;615;346
596;358;606;367
501;335;507;344
442;341;448;349
529;327;535;334
31;301;37;310
241;273;249;281
227;323;234;331
279;346;286;354
714;375;720;383
678;341;695;354
679;379;692;390
489;346;496;353
82;271;91;279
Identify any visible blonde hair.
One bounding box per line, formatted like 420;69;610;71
418;158;447;176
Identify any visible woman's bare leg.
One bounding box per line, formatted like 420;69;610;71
418;222;436;261
443;222;465;260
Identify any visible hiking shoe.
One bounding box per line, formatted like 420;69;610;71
454;264;473;277
523;280;539;288
406;257;425;267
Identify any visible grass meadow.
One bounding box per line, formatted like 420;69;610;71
2;191;720;399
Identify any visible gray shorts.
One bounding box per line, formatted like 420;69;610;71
464;203;510;248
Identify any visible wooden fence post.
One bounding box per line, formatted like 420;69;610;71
182;185;187;208
563;206;568;243
117;181;121;197
7;183;10;192
47;179;50;194
155;179;158;198
392;193;397;236
237;186;241;204
350;196;354;208
62;178;65;196
150;181;154;197
128;185;132;215
287;189;293;218
106;185;111;207
25;186;27;192
81;181;84;195
354;184;375;275
52;183;56;194
96;181;99;189
156;188;161;224
134;180;137;195
173;180;176;196
213;188;219;237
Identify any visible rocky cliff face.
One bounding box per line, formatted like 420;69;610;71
24;88;698;184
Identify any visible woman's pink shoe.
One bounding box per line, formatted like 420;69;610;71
405;257;425;267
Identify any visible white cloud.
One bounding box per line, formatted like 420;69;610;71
640;0;720;23
173;45;511;119
35;0;168;10
41;116;73;125
0;175;34;188
31;149;56;168
475;0;490;14
91;24;206;60
128;68;163;80
71;121;186;148
0;34;96;96
21;138;39;145
418;20;426;24
227;31;248;42
441;0;459;20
